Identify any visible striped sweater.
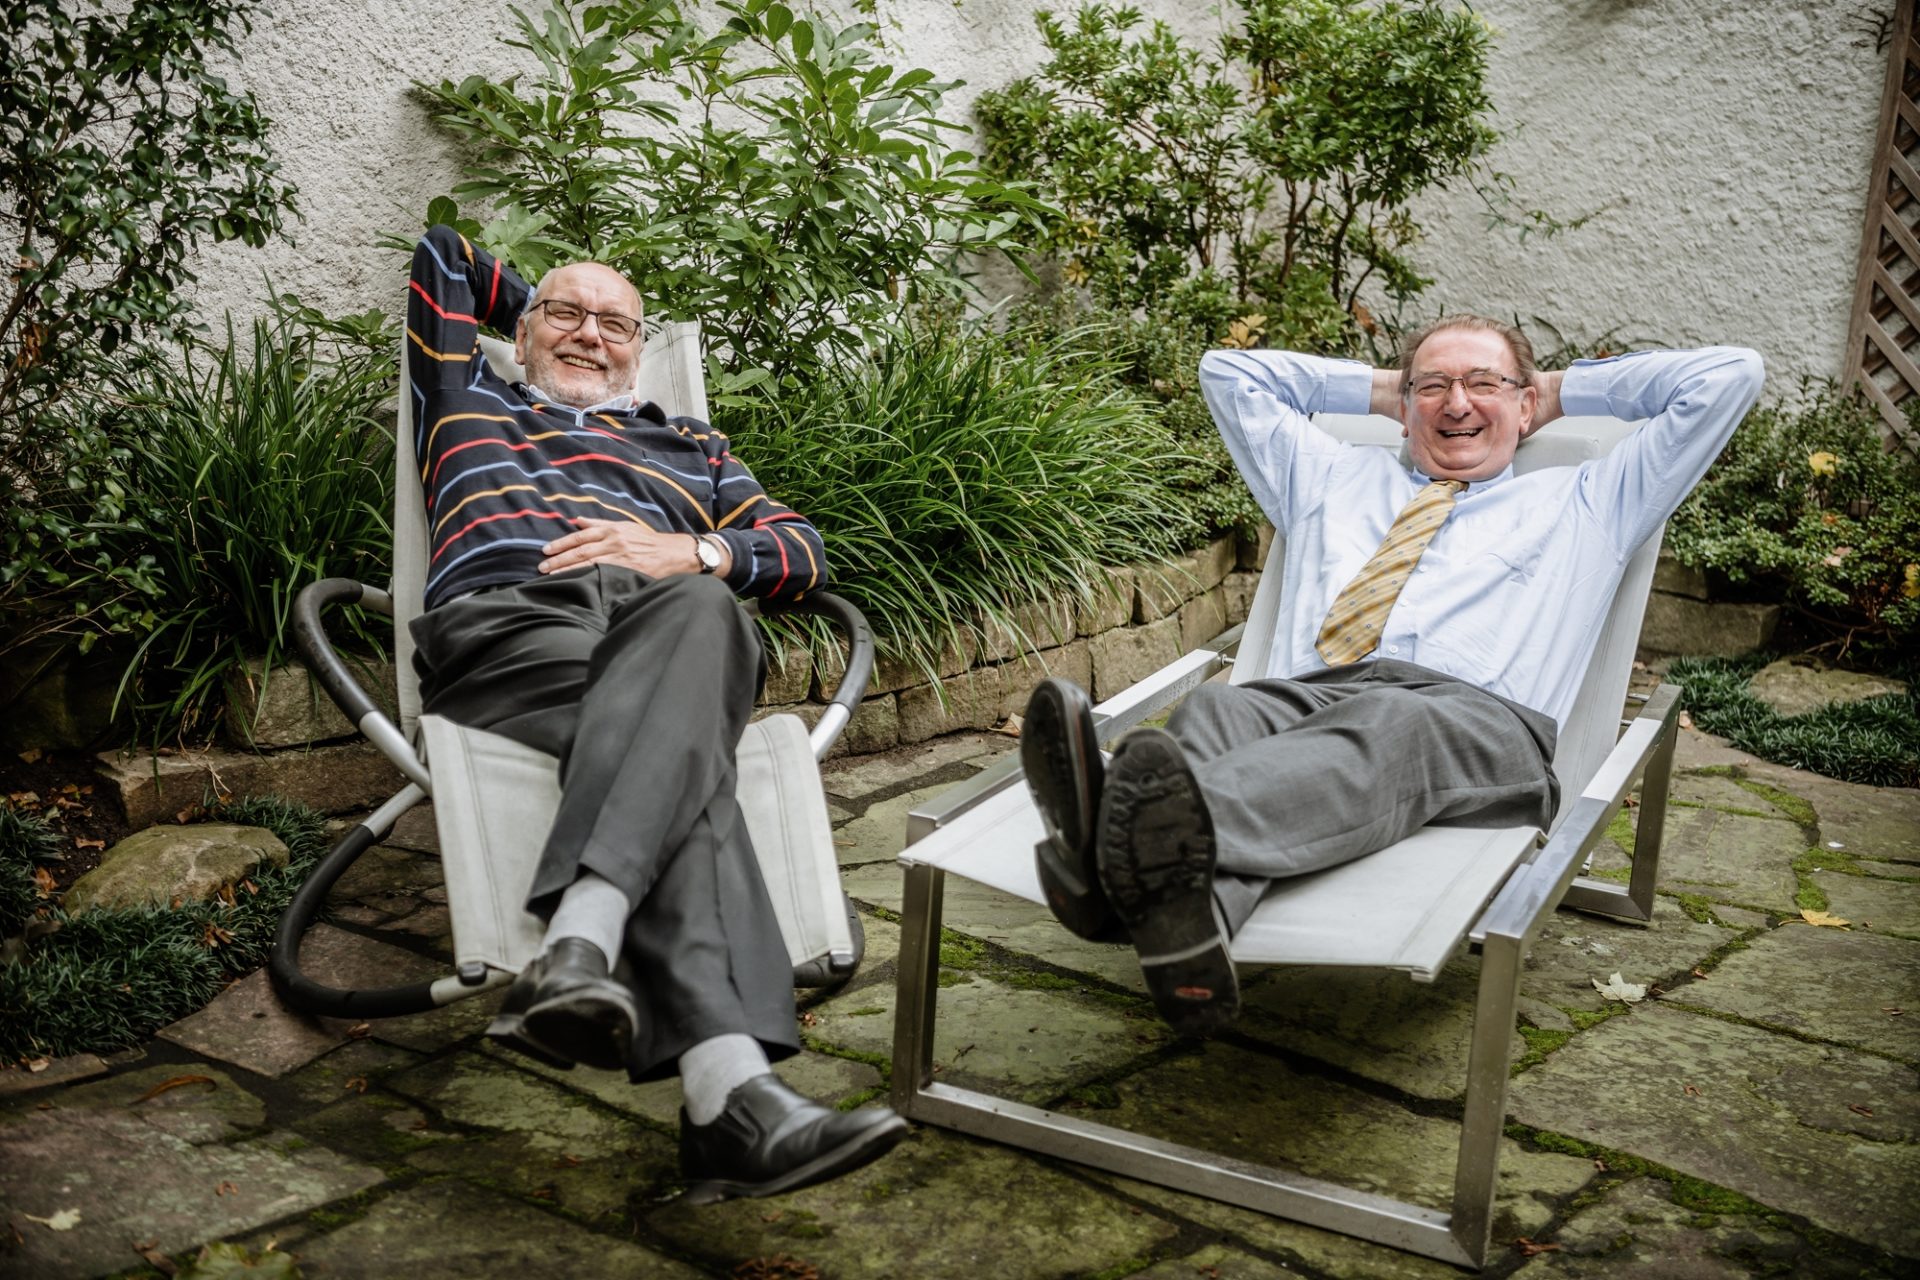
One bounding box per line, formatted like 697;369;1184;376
407;226;828;610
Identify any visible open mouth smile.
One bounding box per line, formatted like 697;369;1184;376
1438;426;1484;439
558;354;605;371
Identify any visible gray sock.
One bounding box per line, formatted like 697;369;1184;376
679;1033;772;1125
542;871;630;970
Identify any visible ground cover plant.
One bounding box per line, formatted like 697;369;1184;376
734;316;1196;669
411;0;1045;396
84;306;396;742
977;0;1548;353
1;0;298;665
1666;382;1920;665
1666;654;1919;789
0;796;329;1062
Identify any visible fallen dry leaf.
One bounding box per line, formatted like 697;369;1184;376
24;1056;50;1074
553;1153;582;1169
1683;1083;1701;1097
201;921;235;948
73;836;105;851
798;1010;818;1028
17;748;43;764
25;1208;81;1231
1884;1006;1904;1016
30;867;55;899
996;713;1023;737
1593;1157;1608;1171
1678;711;1694;730
135;1074;214;1104
1848;1103;1875;1117
214;1181;238;1197
132;1238;178;1276
1690;967;1709;979
733;1255;821;1280
346;1022;373;1039
343;1077;368;1094
1591;972;1647;1003
1799;909;1850;929
1514;1237;1561;1257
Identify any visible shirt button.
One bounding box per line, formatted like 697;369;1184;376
1415;566;1427;573
1388;644;1401;655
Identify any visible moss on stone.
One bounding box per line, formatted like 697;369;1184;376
844;1006;886;1016
1733;778;1817;828
1082;1255;1153;1280
1512;1025;1573;1075
938;928;987;970
1606;808;1637;856
1063;1082;1121;1109
1673;892;1716;924
1568;1004;1630;1032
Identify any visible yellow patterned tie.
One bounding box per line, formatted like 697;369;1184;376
1315;479;1467;666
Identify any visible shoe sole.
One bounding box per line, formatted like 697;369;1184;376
1097;730;1238;1037
679;1112;910;1206
522;989;640;1072
1023;680;1122;941
484;1012;576;1071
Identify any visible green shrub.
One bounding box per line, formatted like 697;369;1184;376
412;0;1045;396
87;307;397;741
1667;655;1918;789
730;317;1197;671
1666;383;1920;661
978;0;1535;352
1;0;298;663
0;808;60;937
0;796;331;1063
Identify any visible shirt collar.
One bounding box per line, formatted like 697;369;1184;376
1410;461;1515;494
522;383;642;415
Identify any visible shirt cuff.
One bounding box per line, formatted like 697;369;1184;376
1321;358;1376;415
1557;353;1653;419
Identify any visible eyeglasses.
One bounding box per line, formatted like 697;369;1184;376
1406;371;1526;402
530;299;642;345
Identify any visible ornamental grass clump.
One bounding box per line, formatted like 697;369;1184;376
730;319;1198;672
0;796;330;1062
89;307;395;741
1667;655;1918;789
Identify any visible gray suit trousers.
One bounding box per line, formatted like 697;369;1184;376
1165;659;1559;932
408;566;798;1079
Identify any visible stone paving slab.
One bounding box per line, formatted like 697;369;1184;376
1134;1243;1297;1279
1667;772;1806;821
819;732;1005;803
1;1066;381;1279
1659;925;1920;1059
1509;1003;1920;1257
293;923;504;1054
641;1125;1178;1279
1822;871;1920;935
158;969;359;1078
807;969;1172;1104
289;1180;707;1277
831;784;950;868
0;1053;107;1098
1510;1174;1899;1280
1525;897;1747;1012
1595;803;1805;913
1743;762;1920;862
1084;1039;1593;1279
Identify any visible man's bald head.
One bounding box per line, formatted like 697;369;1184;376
514;260;646;408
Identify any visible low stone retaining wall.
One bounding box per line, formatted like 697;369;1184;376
756;530;1270;756
1637;551;1782;658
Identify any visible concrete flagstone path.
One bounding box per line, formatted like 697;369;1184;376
2;722;1915;1278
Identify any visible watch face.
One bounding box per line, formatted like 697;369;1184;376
697;537;723;570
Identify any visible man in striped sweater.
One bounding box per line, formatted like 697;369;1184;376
406;226;905;1202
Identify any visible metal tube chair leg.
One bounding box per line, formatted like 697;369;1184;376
1449;927;1527;1265
1561;682;1682;921
890;863;945;1111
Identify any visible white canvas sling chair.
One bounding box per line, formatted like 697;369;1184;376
888;413;1680;1270
271;323;869;1019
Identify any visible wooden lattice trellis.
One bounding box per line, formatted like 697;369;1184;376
1845;0;1920;452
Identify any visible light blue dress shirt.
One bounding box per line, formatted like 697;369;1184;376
1198;346;1765;729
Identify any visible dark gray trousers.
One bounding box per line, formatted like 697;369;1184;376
408;566;798;1079
1165;660;1560;932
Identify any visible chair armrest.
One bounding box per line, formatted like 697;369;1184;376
293;578;429;792
760;590;874;761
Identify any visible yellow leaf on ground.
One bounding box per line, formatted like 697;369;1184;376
25;1208;81;1231
1800;909;1850;928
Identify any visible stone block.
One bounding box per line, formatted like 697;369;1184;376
759;641;814;705
1200;534;1239;589
223;654;396;750
1748;656;1906;718
99;740;408;827
1237;521;1276;571
843;692;899;755
977;595;1077;664
1653;549;1710;599
896;664;1014;745
1222;570;1261;627
815;630;970;698
0;1053;107;1097
1637;594;1780;657
64;824;289;913
1089;616;1183;703
1134;553;1201;622
1178;585;1232;651
0;639;122;753
1076;566;1134;636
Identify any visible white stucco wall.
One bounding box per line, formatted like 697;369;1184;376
186;0;1885;388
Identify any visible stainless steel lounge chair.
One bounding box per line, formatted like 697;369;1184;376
270;323;872;1018
887;413;1679;1269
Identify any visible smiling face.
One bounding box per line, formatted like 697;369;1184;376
1398;327;1538;482
514;261;644;408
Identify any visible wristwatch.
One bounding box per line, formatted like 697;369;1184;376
693;533;726;575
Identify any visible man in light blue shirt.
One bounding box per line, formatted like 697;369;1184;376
1020;315;1764;1036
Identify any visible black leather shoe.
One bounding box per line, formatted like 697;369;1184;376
487;938;639;1072
1096;728;1238;1037
679;1074;909;1204
1021;678;1125;941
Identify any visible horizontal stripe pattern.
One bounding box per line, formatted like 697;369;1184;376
407;226;828;608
